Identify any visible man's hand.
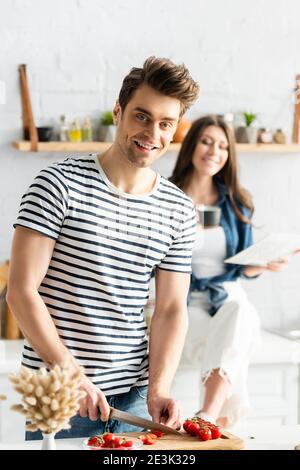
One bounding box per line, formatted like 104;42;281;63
79;376;111;422
147;394;181;430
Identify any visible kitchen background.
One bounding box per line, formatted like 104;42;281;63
1;0;300;334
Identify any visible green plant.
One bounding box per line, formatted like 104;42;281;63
101;111;114;126
243;112;257;127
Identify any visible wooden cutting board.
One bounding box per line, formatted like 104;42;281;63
124;430;244;450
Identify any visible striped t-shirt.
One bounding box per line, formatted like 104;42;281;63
14;155;196;395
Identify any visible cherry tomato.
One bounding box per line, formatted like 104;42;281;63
183;420;192;433
211;426;222;439
189;422;200;436
198;427;212;441
103;432;114;444
87;436;101;447
123;440;134;448
112;436;122;447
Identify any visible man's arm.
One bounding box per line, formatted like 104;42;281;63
147;267;190;428
7;227;68;365
6;226;110;421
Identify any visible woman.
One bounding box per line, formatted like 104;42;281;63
170;115;290;428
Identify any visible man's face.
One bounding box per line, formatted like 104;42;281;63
113;84;181;168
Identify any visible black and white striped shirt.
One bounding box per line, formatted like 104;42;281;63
14;155;196;395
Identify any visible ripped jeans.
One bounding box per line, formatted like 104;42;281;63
181;280;261;427
26;385;149;440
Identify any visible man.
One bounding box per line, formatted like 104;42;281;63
7;56;199;439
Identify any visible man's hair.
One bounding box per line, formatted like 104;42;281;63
118;56;199;117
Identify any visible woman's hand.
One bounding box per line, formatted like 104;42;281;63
265;257;289;272
244;256;290;277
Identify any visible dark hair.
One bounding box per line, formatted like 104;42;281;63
170;115;254;224
118;56;199;117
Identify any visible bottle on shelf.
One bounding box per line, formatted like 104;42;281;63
273;129;286;144
257;128;273;144
69;119;82;142
82;117;93;142
59;115;69;142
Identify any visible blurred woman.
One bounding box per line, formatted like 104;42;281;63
170;115;289;427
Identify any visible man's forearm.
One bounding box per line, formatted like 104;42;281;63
148;307;188;397
7;289;76;369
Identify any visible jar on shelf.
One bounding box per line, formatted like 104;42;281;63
257;128;273;144
273;129;286;144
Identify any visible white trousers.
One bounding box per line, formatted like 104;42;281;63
181;280;261;427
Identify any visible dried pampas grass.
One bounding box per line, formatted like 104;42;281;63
9;358;86;434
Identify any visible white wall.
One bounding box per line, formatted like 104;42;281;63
1;0;300;330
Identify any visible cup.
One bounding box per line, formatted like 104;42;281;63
195;204;221;228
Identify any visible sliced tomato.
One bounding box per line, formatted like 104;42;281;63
146;433;158;440
143;436;155;445
151;430;164;438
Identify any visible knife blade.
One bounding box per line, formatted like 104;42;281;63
109;407;182;435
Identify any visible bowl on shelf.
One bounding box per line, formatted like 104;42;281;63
24;126;54;142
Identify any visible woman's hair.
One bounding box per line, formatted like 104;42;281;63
170;115;254;224
118;56;200;117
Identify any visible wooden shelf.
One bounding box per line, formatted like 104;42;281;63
12;141;300;153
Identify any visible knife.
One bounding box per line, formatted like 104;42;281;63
109;407;182;435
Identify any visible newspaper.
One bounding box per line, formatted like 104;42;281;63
224;233;300;266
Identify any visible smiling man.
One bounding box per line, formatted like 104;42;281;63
7;57;199;439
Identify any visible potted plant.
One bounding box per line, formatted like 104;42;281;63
99;111;116;142
235;112;258;144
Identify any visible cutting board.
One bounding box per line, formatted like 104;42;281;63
125;430;244;450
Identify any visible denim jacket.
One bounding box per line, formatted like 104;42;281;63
190;178;254;316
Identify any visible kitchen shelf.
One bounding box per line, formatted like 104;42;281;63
12;141;300;153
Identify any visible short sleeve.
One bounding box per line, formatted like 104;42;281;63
158;205;196;273
14;165;68;240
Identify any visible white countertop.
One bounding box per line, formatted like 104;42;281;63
0;424;300;450
251;331;300;365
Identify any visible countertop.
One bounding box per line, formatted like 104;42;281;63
0;424;300;450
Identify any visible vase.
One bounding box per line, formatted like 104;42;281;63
235;126;258;144
99;125;117;142
41;432;56;450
